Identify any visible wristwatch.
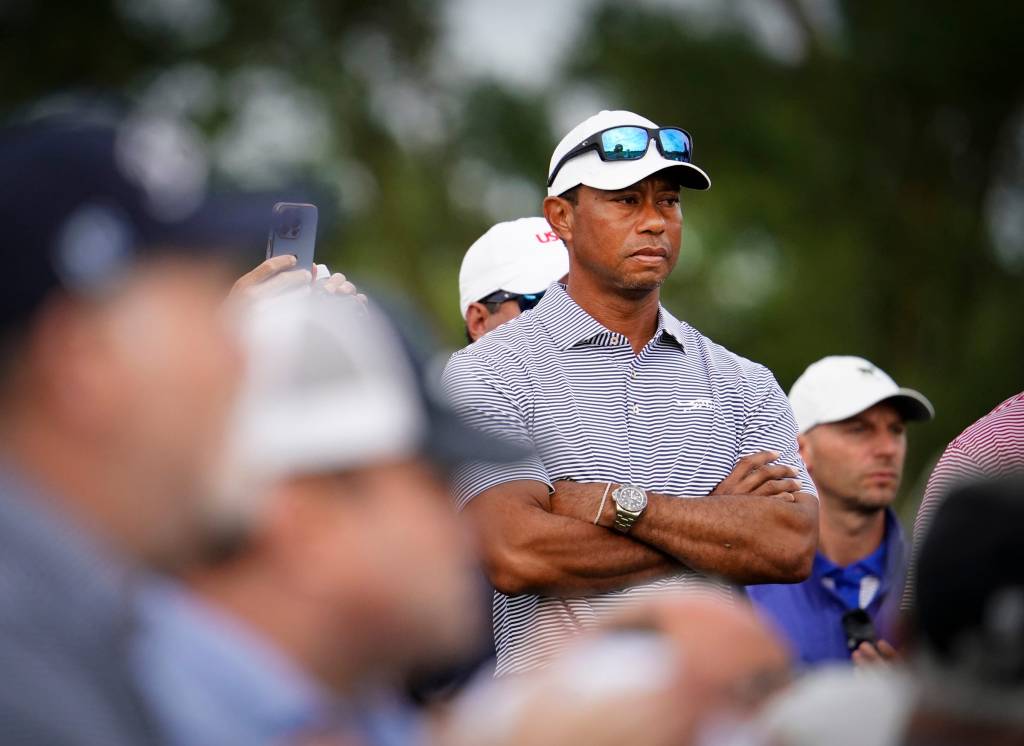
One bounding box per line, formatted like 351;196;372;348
611;484;648;533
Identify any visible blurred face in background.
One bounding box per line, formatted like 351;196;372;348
55;257;243;566
551;174;681;295
798;402;907;512
271;457;482;686
464;298;523;342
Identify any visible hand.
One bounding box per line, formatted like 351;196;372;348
230;255;312;300
711;451;801;501
315;265;368;305
851;639;900;666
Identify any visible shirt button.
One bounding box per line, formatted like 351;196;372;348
630;370;638;379
631;404;640;415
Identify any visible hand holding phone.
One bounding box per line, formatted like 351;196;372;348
267;202;318;271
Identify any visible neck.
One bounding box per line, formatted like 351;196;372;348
565;272;661;354
0;410;136;562
817;495;887;567
191;564;362;696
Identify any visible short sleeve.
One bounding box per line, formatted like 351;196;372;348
441;350;551;510
740;365;817;498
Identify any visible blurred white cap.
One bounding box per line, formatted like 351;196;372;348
547;110;711;197
458;217;568;318
210;293;426;527
789;356;934;435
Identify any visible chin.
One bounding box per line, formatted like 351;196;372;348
619;275;666;292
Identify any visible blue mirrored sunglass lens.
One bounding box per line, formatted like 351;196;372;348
518;293;544;310
658;129;691;161
600;127;650;160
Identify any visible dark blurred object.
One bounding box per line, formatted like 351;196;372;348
841;608;878;652
913;475;1024;682
0;108;276;332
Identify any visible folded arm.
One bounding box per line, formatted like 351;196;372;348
550;452;818;585
464;479;683;597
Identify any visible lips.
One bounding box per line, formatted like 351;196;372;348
630;247;668;258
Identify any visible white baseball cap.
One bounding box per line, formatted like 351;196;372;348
210;292;522;530
547;110;711;197
789;355;935;435
458;216;569;318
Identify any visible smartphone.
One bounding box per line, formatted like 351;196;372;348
267;202;318;271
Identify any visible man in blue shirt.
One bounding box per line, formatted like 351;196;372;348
748;356;933;665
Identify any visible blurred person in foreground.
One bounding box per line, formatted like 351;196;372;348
458;217;568;343
759;476;1024;746
0;112;261;745
442;595;792;746
748;357;933;666
905;389;1024;608
443;109;817;675
133;292;490;746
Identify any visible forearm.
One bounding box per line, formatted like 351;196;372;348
500;509;682;597
467;481;681;597
622;491;818;584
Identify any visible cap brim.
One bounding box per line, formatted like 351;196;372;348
806;388;935;432
423;398;532;469
885;389;936;422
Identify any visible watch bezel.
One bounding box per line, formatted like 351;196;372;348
613;485;648;512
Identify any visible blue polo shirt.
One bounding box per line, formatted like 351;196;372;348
746;509;907;666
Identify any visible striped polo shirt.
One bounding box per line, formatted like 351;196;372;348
442;283;813;675
904;390;1024;608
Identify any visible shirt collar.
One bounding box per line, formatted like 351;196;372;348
813;507;906;585
0;460;135;641
136;579;338;740
536;282;687;352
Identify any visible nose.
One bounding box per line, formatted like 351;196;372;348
872;431;901;460
636;195;666;235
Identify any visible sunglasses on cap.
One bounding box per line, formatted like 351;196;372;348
479;290;545;313
547;125;694;188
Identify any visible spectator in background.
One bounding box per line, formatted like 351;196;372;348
759;476;1024;746
748;357;933;666
458;217;568;344
444;109;817;675
0;114;255;744
905;390;1024;609
134;293;492;746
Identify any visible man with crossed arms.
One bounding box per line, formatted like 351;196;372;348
443;110;818;675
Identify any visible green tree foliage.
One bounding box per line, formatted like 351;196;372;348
2;0;1021;510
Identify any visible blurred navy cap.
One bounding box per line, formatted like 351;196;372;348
0;110;275;331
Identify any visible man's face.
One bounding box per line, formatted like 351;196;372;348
800;402;907;512
465;298;523;342
554;174;682;295
95;259;243;565
290;458;482;680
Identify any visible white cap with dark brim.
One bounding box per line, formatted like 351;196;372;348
788;355;935;435
547;110;711;197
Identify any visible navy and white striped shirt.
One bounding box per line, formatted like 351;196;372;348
443;282;813;675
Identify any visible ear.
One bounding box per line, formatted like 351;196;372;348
464;303;490;343
543;195;575;247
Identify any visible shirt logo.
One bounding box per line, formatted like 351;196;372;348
535;230;561;244
676;398;714;411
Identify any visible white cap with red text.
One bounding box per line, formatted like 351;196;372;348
547;110;711;197
788;355;934;434
458;217;569;318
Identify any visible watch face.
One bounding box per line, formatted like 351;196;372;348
615;485;647;512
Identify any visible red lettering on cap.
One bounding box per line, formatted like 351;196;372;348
535;231;560;244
